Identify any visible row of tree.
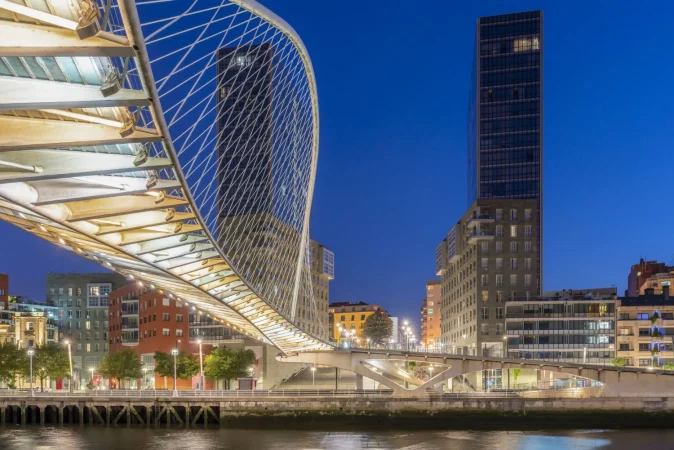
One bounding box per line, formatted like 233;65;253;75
0;342;70;390
98;347;256;389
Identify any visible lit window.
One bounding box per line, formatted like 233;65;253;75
510;225;517;238
163;329;170;336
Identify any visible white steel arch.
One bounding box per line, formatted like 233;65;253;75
0;0;332;353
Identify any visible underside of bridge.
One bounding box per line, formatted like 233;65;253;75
281;350;674;397
0;0;335;354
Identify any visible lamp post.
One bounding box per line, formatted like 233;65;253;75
366;338;371;349
197;339;204;390
89;367;95;386
311;366;316;386
27;348;34;397
171;348;179;397
64;340;73;393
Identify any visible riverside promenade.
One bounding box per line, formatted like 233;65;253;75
2;390;674;429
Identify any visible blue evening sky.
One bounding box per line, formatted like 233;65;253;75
1;1;672;330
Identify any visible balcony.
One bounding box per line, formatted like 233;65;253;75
467;231;494;244
467;214;495;228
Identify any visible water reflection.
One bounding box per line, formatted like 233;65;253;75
0;428;672;449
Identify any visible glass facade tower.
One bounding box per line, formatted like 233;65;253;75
468;10;543;291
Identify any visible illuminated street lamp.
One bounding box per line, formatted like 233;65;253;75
197;339;204;390
366;337;371;349
63;340;73;393
27;348;34;397
171;348;179;397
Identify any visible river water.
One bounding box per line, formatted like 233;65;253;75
0;428;673;449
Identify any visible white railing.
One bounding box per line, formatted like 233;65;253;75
0;389;394;399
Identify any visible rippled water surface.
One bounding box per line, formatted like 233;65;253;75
1;428;673;449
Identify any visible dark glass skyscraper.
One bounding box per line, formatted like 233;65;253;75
216;43;273;219
468;10;543;289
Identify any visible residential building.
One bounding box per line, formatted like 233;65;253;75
468;10;543;290
0;273;7;309
626;258;671;297
616;287;674;368
639;271;674;296
505;287;617;364
48;272;127;388
437;198;539;353
329;301;384;345
108;283;193;389
421;280;441;349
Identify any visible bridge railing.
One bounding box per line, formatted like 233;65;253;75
0;389;395;399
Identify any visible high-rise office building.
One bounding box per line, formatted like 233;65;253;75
438;11;543;354
468;10;543;290
421;280;442;349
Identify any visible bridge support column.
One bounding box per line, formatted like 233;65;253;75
355;374;363;390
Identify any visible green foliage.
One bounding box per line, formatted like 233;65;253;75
407;361;417;373
651;311;660;324
610;358;629;367
153;350;200;380
0;342;27;386
663;363;674;370
204;347;256;383
98;349;142;387
511;368;522;381
33;343;71;390
362;311;393;345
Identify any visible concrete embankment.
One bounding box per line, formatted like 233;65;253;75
2;396;674;429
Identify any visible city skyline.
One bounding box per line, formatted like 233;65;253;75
0;1;672;327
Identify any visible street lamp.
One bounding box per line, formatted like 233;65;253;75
311;366;316;386
171;348;179;397
27;348;34;397
63;340;73;393
366;337;371;349
197;339;204;391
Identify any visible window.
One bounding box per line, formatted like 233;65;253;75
510;225;517;238
480;307;489;319
86;343;91;352
524;225;532;237
77;343;82;351
524;274;532;286
481;242;489;252
639;343;650;351
525;258;532;271
68;288;73;296
176;314;183;323
496;258;503;270
639;359;651;367
510;242;518;253
163;298;170;307
94;321;99;329
59;288;64;295
525;208;532;220
68;310;73;318
86;310;91;319
481;258;488;269
618;343;630;351
496;225;503;237
163;313;170;321
496;242;502;253
525;242;532;253
162;329;170;336
510;274;517;286
496;291;503;303
176;329;183;337
510;209;518;220
638;328;650;336
351;315;355;321
76;299;82;307
340;316;345;322
496;274;503;287
510;258;518;270
495;323;503;335
481;274;489;286
496;307;504;319
482;291;489;302
85;321;91;330
480;324;489;335
637;313;649;320
496;209;503;220
77;287;82;296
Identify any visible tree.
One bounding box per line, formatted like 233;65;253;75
98;349;142;389
664;363;674;371
33;343;71;391
204;347;256;389
153;351;200;388
610;358;629;367
510;368;522;384
362;311;393;346
0;343;27;388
